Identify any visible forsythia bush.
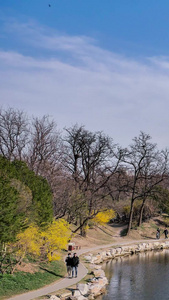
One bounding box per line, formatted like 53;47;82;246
41;219;71;261
16;224;42;258
93;209;116;225
14;219;71;263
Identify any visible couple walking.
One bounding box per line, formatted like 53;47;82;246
156;227;168;239
65;252;79;278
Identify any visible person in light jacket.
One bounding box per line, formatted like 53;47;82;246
156;228;160;239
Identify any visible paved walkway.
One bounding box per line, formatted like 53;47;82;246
7;238;161;300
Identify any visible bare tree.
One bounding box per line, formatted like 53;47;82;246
27;115;61;176
46;167;74;220
62;124;123;236
137;148;169;226
0;107;29;161
122;132;169;234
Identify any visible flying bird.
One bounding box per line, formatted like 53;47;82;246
48;4;51;7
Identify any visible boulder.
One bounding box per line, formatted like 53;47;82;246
88;295;95;300
50;296;60;300
70;296;86;300
73;290;81;297
115;247;122;255
160;242;166;249
60;292;72;299
76;296;87;300
92;269;105;278
90;264;102;270
71;295;87;300
104;251;112;260
76;283;89;296
135;244;144;252
91;254;102;264
164;241;169;248
110;248;116;257
97;276;108;286
120;246;127;253
84;255;93;262
147;243;154;250
128;245;138;254
90;257;98;264
153;242;160;249
89;283;105;297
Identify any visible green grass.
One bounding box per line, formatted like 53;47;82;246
0;260;66;299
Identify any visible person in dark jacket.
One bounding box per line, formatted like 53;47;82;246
65;253;72;277
163;227;168;239
71;252;79;277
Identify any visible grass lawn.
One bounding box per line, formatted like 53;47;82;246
0;260;66;299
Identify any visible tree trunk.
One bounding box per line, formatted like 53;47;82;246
80;216;88;237
80;225;87;237
127;201;134;235
138;200;145;227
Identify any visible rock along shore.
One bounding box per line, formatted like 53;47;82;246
49;240;169;300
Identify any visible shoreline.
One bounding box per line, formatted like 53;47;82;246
6;238;169;300
76;239;169;299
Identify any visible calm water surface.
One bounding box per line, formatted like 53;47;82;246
101;249;169;300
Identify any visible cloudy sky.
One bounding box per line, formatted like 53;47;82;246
0;0;169;149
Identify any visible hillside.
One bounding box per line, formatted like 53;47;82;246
71;216;169;248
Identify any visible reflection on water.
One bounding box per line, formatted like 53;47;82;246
101;249;169;300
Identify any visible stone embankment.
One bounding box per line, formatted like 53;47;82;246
47;240;169;300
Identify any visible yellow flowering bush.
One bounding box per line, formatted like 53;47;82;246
41;219;71;261
93;209;116;225
14;219;71;263
16;224;42;258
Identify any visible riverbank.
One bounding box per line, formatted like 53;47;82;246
46;238;169;300
6;237;169;300
5;218;169;300
75;239;169;299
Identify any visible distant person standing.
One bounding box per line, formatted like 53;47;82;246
65;253;72;278
72;253;79;278
163;227;168;239
156;228;160;239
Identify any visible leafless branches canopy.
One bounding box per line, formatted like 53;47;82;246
121;132;169;233
27;115;61;176
0;108;169;236
0;107;29;161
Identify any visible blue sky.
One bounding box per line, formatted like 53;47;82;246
0;1;169;149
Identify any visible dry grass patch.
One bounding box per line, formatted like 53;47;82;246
16;262;38;273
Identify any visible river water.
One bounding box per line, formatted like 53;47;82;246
101;249;169;300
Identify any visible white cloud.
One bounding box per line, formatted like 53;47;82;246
0;20;169;149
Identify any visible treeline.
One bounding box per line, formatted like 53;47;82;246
0;107;169;239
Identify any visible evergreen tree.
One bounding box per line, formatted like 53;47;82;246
0;156;53;237
0;176;23;244
11;160;53;226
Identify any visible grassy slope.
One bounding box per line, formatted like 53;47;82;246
0;260;66;299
